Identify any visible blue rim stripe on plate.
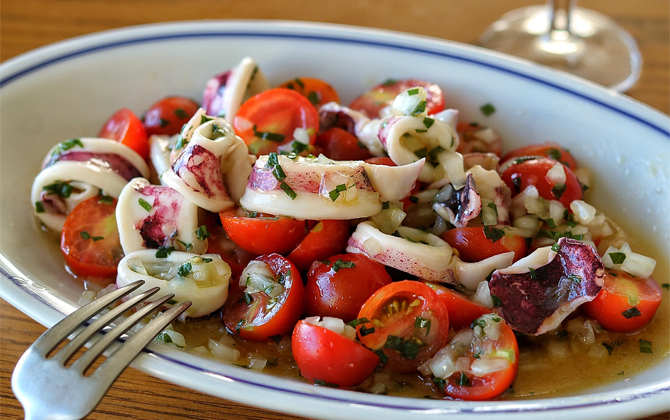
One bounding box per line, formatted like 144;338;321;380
1;30;669;137
2;27;669;415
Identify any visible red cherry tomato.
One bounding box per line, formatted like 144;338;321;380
219;210;309;255
425;283;492;331
233;88;319;155
364;157;395;166
98;108;150;161
440;227;527;263
501;142;578;170
202;212;255;278
500;157;583;207
60;196;123;283
222;254;304;341
278;77;340;108
581;269;662;333
438;315;519;400
349;79;445;118
292;320;379;388
314;127;372;161
143;96;200;136
287;220;351;271
456;122;502;156
305;254;392;323
356;281;449;373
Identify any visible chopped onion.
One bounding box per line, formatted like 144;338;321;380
549;200;566;225
570;200;596;225
190;346;212;357
391;86;428;117
248;354;268;370
207;338;240;361
473;280;494;308
437;152;466;189
470;358;510;377
546;162;566;185
602;242;656;277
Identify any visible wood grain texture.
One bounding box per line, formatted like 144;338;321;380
1;1;668;419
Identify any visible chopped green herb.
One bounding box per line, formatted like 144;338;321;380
528;267;537;279
568;274;582;284
307;91;319;105
177;262;192;277
200;115;213;125
51;139;84;156
415;128;428;133
513;156;537;164
639;339;653;354
138;197;152;212
243;292;253;305
291;140;309;154
608;271;618;277
433;375;446;391
332;259;356;272
411;100;427;116
427;146;445;164
43;181;74;198
35;201;45;213
491;294;502;307
235;319;245;334
293;78;305;88
662;283;670;290
546;218;557;228
609;252;627;265
602;342;614;355
381;79;397;86
177;239;193;251
329;184;349;202
200;257;212;263
456;372;471;387
551;243;561;252
617;371;625;376
173;107;189;119
92;236;104;242
166;299;178;305
556;330;568;338
483;226;505;243
512;177;521;192
253;125;285;142
347;318;371;327
622;307;641;319
155;245;175;258
409;196;419;203
155;331;173;344
546;148;562;161
211;123;228;139
552;184;566;199
382;201;390;210
196;225;210;241
487;202;498;218
407;88;420;95
279;182;297;199
268;334;283;344
159;118;170;128
373;348;389;364
423;117;435;129
359;324;376;337
80;231;91;240
471;318;487;330
413;147;428;159
384;335;421;359
313;379;339;388
415;316;431;335
98;195;114;205
480;103;496;116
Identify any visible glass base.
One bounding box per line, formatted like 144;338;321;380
479;5;641;91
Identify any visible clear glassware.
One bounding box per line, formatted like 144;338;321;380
479;0;642;91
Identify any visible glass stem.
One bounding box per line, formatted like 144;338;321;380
547;0;575;41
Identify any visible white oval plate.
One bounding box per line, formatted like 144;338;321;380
1;20;669;420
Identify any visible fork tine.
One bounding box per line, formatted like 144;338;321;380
69;292;180;374
52;286;162;365
93;300;191;383
31;280;146;357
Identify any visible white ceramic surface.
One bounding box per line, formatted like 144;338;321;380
1;20;669;420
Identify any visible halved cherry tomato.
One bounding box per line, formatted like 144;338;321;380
349;79;445;118
292;320;379;388
440;227;526;263
314;127;372;161
98;108;150;161
364;157;395;166
425;283;492;331
438;315;519;400
219;209;309;255
222;254;304;341
456;122;502;156
581;269;663;333
287;220;351;271
501;142;578;170
305;254;392;323
143;96;200;136
60;196;123;283
202;211;255;278
500;157;583;207
233;88;319;155
356;281;449;373
278;77;340;108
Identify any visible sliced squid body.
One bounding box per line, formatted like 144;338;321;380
31;138;149;231
347;222;514;286
163;115;252;212
202;57;270;123
240;155;423;219
149;134;175;184
467;165;511;225
489;237;604;335
117;250;230;318
116;177;207;255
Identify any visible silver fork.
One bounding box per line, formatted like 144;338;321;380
12;280;191;420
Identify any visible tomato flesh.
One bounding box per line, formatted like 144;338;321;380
287;220;350;271
292;320;379;387
305;253;392;323
143;96;200;136
314;127;372;161
500;157;583;207
233;88;319;155
278;77;340;108
425;283;492;331
440;227;527;263
501;142;578;170
349;79;445;118
219;210;309;255
357;281;449;373
222;254;304;341
60;196;123;283
581;269;662;333
98;108;150;161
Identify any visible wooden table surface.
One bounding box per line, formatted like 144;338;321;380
1;1;668;419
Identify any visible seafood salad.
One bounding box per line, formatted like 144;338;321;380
31;56;667;400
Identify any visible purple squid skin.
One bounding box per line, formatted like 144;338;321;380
202;70;231;117
489;237;604;335
134;184;183;249
172;144;228;198
46;151;144;181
